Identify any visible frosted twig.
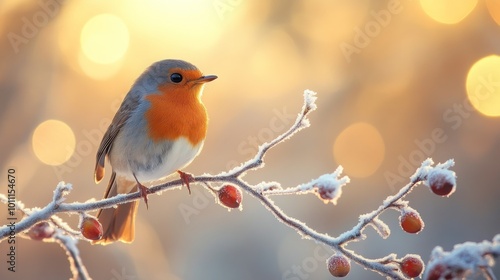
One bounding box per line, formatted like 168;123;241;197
424;235;500;279
55;232;91;280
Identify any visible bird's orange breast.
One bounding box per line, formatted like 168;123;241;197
144;85;207;146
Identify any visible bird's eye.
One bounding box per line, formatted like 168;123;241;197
170;73;183;83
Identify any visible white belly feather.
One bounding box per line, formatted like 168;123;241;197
110;135;203;183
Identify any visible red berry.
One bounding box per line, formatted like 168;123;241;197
327;255;350;277
27;222;55;240
400;255;424;278
428;174;455;196
400;211;423;234
80;216;103;240
425;263;449;280
218;185;242;208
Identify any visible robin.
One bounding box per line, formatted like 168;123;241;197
93;59;217;245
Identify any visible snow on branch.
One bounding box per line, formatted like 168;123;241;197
55;232;91;280
424;235;500;280
0;90;497;279
263;166;350;205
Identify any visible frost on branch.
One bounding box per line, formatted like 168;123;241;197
424;235;500;280
54;232;91;280
254;181;281;193
303;89;318;113
300;166;350;204
53;181;73;205
369;217;391;239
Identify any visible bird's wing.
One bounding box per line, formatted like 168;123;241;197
94;91;141;183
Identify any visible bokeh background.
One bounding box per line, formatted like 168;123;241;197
1;0;499;279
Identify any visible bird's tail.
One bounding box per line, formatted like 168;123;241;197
93;172;138;245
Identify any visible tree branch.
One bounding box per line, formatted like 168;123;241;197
55;232;91;280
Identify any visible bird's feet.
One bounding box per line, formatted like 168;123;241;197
133;173;150;209
177;170;194;195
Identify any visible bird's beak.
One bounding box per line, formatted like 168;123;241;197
195;75;218;83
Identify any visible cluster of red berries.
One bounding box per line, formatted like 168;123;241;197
326;254;424;278
326;170;455;277
399;172;456;234
27;218;104;242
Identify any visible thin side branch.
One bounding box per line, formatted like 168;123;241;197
55;233;91;280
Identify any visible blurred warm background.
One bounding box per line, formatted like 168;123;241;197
1;0;499;279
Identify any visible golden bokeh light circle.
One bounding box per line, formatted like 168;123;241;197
78;51;123;80
80;13;129;64
32;120;76;166
486;0;500;25
466;55;500;117
333;122;385;178
420;0;478;24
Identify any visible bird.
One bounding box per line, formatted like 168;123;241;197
93;59;217;245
